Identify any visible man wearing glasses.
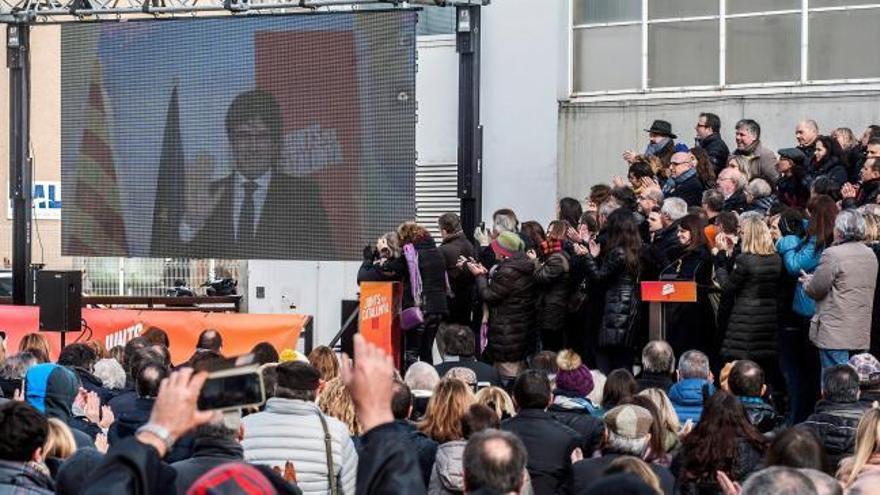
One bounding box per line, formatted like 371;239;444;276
695;112;730;174
662;152;704;208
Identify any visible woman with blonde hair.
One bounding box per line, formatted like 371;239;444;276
43;417;78;477
727;155;755;181
714;214;782;376
639;388;681;452
308;345;339;381
475;386;515;421
318;377;361;437
419;378;475;443
837;406;880;489
605;456;663;495
18;333;50;363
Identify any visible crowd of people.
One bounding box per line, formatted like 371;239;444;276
1;114;880;494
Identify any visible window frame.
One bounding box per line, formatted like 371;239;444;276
568;0;880;98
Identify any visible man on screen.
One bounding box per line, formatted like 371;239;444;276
181;89;329;259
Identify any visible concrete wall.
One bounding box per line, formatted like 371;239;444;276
558;90;880;199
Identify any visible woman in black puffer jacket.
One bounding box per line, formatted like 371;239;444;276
529;220;572;353
583;209;643;374
398;222;450;363
713;215;782;368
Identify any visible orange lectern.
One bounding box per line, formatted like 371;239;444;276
640;281;697;341
358;282;403;369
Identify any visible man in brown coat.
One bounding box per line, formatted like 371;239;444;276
803;209;878;372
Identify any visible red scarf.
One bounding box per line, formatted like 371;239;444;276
541;239;562;256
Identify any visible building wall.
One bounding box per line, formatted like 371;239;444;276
558;90;880;198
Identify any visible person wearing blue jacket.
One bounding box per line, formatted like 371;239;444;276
667;350;716;424
775;196;837;423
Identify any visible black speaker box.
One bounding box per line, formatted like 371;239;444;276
37;271;82;332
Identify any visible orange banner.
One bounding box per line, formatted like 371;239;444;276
0;305;308;365
358;282;402;368
640;281;698;303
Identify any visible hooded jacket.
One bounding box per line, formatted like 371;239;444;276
533;249;571;337
107;396;194;464
0;460;54;495
427;440;465;494
739;397;785;435
24;363;95;450
241;398;358;495
583;247;640;348
668;378;715;424
475;252;537;363
547;393;604;455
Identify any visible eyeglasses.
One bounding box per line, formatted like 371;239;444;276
670;161;690;167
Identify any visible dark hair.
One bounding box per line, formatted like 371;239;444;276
136;362;169;398
463;429;527;494
250;342;279;365
603;369;638;409
57;343;98;371
604;209;643;277
626;395;669;463
391;380;413;420
512;370;551;410
766;426;831;473
690;147;716;187
811;176;842;202
438;212;463;234
728;360;765;398
530;351;558;376
806;195;838;250
822;364;860;403
196;329;223;352
590;184;612;206
440;324;475;357
194;422;238;441
579;212;599;233
189;350;224;372
519;221;545;252
127;347;164;383
677;214;707;251
611;187;639;212
558;198;583;230
778;208;807;238
717;211;739;235
261;365;278;400
700;112;722;133
679;390;768;484
814;135;843;168
462;404;500;439
142;327;170;348
628;162;654;182
150;344;172;367
702;189;725;213
0;401;48;462
225;89;282;146
122;337;150;371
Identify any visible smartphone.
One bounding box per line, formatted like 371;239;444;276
198;364;266;411
479;221;486;231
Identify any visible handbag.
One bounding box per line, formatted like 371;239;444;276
401;244;425;331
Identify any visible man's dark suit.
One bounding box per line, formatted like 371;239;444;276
187;172;330;260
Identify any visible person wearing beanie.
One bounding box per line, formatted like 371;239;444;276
467;229;537;383
850;352;880;406
548;350;604;456
572;404;675;495
24;363;98;450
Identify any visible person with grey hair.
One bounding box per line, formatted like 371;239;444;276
644;197;689;275
668;350;715;424
636;341;675;392
0;352;38;398
798;468;842;495
717;167;749;213
803;209;878;371
663;151;704;207
734;118;779;185
405;361;441;420
745;178;777;216
93;358;126;391
702;189;725;225
737;466;818;495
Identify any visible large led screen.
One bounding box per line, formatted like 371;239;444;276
61;12;417;260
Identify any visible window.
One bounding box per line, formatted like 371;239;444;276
570;0;880;96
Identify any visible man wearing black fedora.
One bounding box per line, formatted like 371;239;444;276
624;119;678;168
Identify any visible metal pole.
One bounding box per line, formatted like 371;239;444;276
7;24;31;306
456;5;482;241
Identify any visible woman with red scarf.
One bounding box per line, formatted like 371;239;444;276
529;220;572;352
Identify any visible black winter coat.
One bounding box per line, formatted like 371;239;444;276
476;252;537;363
697;132;731;174
810;155;848;187
438;231;476;325
410;237;450;316
501;409;582;495
573;454;675;495
663;246;717;357
667;173;706;208
715;252;781;361
723;189;748;213
391;420;438;487
636;371;675;392
644;223;684;279
801;400;866;467
740;398;785;435
534;250;571;335
358;422;430;494
170;437;244;494
870;243;880;358
584;247;640;348
776;172;810;209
